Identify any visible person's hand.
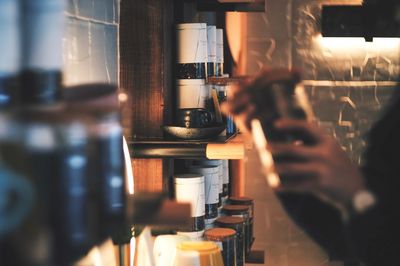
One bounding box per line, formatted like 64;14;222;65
269;119;366;210
221;68;301;134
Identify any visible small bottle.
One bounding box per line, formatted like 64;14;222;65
204;228;237;266
215;216;245;266
222;205;251;256
229;197;254;249
174;174;206;231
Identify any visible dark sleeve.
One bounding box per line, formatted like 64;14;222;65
277;193;353;261
345;95;400;265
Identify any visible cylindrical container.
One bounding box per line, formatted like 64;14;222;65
229;197;254;249
88;109;125;242
176;23;207;79
154;235;190;266
215;216;245;266
176;230;205;242
174;241;224;266
174;174;205;231
222;205;251;256
215;29;224;77
207;26;217;77
193;160;223;206
205;217;217;230
188;165;219;219
0;0;20;107
204;228;236;266
21;0;66;104
177;79;211;109
53;115;93;264
222;160;230;200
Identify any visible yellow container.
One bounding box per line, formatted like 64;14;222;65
174;241;224;266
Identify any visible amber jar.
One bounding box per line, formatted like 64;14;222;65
222;205;251;256
204;228;236;266
215;216;245;266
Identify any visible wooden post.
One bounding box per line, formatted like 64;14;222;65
120;0;174;192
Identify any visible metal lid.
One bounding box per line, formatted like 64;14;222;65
188;165;219;175
174;174;204;184
176;23;207;30
215;216;244;226
229;197;254;205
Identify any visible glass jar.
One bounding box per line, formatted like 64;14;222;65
204;228;236;266
229;197;254;249
222;205;251;256
215;216;245;266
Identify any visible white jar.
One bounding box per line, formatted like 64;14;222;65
188;165;219;219
175;174;206;231
176;23;208;79
177;79;210;109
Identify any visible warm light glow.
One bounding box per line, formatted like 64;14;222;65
123;136;134;195
314;34;400;51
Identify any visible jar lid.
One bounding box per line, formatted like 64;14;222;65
222;205;249;215
188;165;219;175
176;23;207;30
174;174;204;184
205;228;236;240
229;197;254;205
215;216;244;226
177;79;206;86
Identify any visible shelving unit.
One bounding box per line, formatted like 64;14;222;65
129;133;245;159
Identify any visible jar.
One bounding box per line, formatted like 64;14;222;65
222;160;230;201
229;197;254;248
177;79;211;109
176;23;207;79
205;217;217;230
174;174;205;231
222;205;251;256
192;160;223;207
188;165;219;219
215;216;245;266
206;25;217;77
204;228;236;266
174;241;224;266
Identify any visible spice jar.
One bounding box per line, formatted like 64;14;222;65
174;174;206;231
192;160;223;207
215;216;245;266
177;79;211;109
207;25;217;77
204;228;236;266
222;205;251;256
229;197;254;249
188;165;219;219
176;23;208;79
222;160;230;201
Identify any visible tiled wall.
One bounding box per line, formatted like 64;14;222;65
246;0;400;162
244;1;399;265
63;0;119;86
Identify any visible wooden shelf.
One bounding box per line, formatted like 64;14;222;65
129;134;245;159
196;0;265;12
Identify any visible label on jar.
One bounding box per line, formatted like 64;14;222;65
177;23;208;64
175;180;205;217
